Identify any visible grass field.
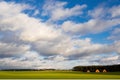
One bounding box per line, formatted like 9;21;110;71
0;71;120;79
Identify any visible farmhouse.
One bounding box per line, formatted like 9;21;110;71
95;69;100;72
87;70;90;72
103;69;107;72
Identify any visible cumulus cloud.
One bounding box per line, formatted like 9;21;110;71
32;37;119;60
32;38;94;57
102;56;119;61
88;6;106;19
113;41;120;54
0;1;29;18
108;28;120;40
109;5;120;18
0;2;62;42
0;42;30;57
42;0;87;21
62;19;120;35
88;5;120;19
98;55;120;65
0;57;42;69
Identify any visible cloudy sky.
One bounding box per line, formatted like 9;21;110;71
0;0;120;69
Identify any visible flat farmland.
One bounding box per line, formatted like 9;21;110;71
0;71;120;79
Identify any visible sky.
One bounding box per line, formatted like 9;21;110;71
0;0;120;69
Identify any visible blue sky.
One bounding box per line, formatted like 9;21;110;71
0;0;120;69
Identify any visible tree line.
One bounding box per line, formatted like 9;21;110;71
0;69;56;71
72;64;120;72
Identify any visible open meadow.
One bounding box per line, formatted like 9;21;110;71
0;71;120;79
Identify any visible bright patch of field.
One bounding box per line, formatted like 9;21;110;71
0;71;120;79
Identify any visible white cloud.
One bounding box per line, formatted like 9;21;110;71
88;6;106;19
23;51;40;60
0;57;41;69
113;41;120;53
0;1;29;18
88;5;120;19
0;42;30;57
0;2;62;42
102;56;119;61
109;5;120;18
62;19;120;35
99;55;120;65
33;37;86;56
32;37;116;59
42;1;87;21
108;28;120;40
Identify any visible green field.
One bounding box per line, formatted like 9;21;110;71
0;71;120;79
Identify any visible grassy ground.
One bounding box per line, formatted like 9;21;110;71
0;71;120;79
